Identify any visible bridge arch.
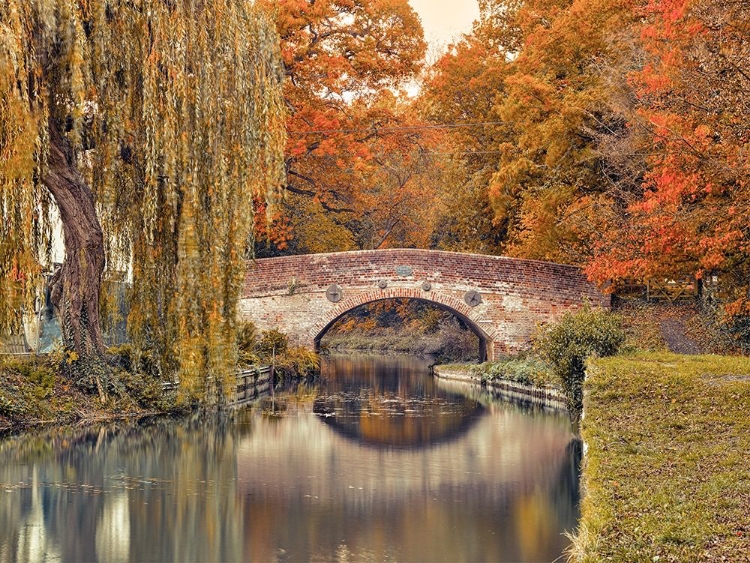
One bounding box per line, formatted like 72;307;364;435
310;288;499;361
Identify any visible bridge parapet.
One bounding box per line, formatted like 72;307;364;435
240;249;609;360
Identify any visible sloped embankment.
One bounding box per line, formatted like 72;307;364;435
573;353;750;561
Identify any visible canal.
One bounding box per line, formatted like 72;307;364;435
0;355;580;562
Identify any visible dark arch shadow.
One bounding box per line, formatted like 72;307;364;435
313;402;486;450
313;297;490;362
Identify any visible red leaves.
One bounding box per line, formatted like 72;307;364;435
585;0;750;306
258;0;429;253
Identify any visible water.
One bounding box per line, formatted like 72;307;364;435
0;355;580;562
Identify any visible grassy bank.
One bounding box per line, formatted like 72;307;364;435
468;356;558;388
571;353;750;561
0;355;177;432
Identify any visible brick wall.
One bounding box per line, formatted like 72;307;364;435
240;249;609;360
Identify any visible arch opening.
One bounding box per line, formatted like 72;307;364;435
314;297;491;362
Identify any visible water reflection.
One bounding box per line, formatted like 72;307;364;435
313;355;484;447
0;355;580;562
0;417;249;562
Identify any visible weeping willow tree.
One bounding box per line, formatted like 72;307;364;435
0;0;285;405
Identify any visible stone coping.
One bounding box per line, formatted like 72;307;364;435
433;365;568;411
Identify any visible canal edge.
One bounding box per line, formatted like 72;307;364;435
431;365;569;411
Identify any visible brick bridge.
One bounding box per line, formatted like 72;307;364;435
240;249;609;361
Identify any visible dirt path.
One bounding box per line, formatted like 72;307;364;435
660;318;701;354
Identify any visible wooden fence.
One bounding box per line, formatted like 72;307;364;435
160;365;274;406
613;278;699;303
235;365;273;405
0;335;30;356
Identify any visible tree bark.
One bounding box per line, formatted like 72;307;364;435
43;120;107;361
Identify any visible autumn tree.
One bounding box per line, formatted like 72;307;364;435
0;0;285;403
426;0;748;344
256;0;433;254
587;0;750;306
421;0;637;259
488;0;644;263
420;9;516;255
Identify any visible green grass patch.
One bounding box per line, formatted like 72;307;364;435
571;353;750;562
471;354;557;388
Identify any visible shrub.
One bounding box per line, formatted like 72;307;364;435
113;367;169;410
0;393;24;418
108;344;162;378
237;322;260;366
275;346;320;378
237;322;257;352
722;313;750;354
536;305;624;416
236;325;318;378
258;329;288;359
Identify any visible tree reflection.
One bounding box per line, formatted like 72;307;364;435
0;416;247;562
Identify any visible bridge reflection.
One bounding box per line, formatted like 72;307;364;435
312;355;484;448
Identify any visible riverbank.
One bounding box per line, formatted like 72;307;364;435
433;363;567;410
571;352;750;561
320;315;479;362
0;355;178;432
0;352;305;432
322;332;478;361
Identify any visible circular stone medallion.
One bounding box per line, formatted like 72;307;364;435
378;280;388;289
326;284;343;303
421;281;432;292
464;290;482;307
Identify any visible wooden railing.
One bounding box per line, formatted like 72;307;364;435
160;365;274;405
0;335;30;355
235;365;273;405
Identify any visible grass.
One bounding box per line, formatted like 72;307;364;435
571;352;750;562
470;355;558;388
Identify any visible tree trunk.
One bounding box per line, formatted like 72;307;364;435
43;120;107;363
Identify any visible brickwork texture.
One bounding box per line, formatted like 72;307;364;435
240;249;610;360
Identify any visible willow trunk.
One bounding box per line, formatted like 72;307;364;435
42;121;107;362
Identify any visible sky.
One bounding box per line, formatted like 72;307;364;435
408;0;480;53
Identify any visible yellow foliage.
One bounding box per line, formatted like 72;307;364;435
0;0;286;404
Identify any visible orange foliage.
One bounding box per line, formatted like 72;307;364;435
424;0;748;322
258;0;438;253
586;0;749;307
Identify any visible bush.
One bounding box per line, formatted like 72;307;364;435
536;305;624;416
258;329;288;359
235;324;318;378
0;393;24;418
108;344;162;378
3;358;57;398
722;314;750;354
275;346;320;378
237;322;260;366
